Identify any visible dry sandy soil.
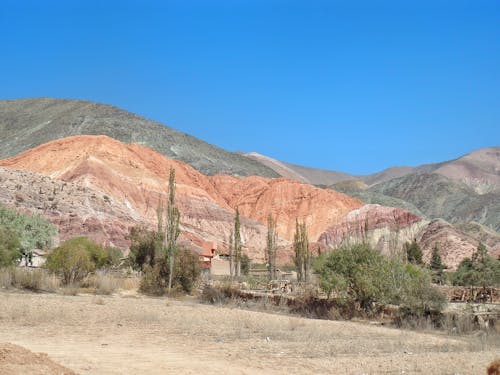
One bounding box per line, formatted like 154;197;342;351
0;289;498;374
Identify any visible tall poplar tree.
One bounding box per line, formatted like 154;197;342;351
234;208;242;278
266;214;277;280
165;167;180;291
293;219;311;283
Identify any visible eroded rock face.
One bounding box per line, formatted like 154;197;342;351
0;167;147;249
210;175;363;241
318;205;499;270
416;219;482;270
318;204;424;255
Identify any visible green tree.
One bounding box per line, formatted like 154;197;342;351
453;243;500;287
404;240;423;265
228;229;234;278
0;227;21;267
128;226;162;271
429;244;445;284
0;204;57;265
266;214;278;280
293;219;311;283
234;208;242;278
315;243;445;314
165;167;181;291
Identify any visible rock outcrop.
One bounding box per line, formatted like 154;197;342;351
210;174;362;241
318;204;424;255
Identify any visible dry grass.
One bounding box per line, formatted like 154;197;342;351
1;290;498;374
0;267;60;292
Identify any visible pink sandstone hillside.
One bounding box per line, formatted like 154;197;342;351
0;135;362;261
318;204;423;255
210;174;363;241
318;204;497;270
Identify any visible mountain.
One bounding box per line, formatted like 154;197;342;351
244;148;500;193
366;173;500;232
243;152;354;186
0;98;278;178
0;135;362;262
317;204;499;269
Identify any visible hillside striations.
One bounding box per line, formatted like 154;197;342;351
0;98;278;178
0;135;362;261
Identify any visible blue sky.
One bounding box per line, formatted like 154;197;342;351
1;0;499;174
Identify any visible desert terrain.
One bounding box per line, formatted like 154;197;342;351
0;290;498;374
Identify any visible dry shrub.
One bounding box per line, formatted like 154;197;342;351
61;284;79;296
0;267;60;292
201;284;226;304
0;267;12;289
487;359;500;375
81;271;119;295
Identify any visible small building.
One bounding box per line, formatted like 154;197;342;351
199;243;216;275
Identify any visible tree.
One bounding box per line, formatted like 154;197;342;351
293;219;311;283
228;229;234;278
404;240;423;265
314;243;446;315
453;242;500;287
266;214;278;280
0;204;57;265
165;167;180;291
128;226;162;270
0;227;20;267
234;208;242;278
429;244;445;284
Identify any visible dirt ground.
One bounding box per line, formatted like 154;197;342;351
0;290;498;374
0;342;76;375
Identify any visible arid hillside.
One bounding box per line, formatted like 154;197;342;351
0;135;362;260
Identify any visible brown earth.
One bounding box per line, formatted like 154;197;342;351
0;343;77;375
0;290;498;375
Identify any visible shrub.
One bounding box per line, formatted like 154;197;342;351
0;227;21;267
174;247;200;293
315;243;446;317
0;267;60;292
452;243;500;287
139;247;200;295
128;226;162;270
45;237;120;285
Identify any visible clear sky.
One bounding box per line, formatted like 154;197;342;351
1;0;499;175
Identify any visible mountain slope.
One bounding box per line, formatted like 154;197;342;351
243;152;355;185
244;147;500;192
368;173;500;231
0;135;363;258
0;98;278;178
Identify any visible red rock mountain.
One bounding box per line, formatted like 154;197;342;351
0;135;362;260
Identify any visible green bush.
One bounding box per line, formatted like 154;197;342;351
139;246;200;295
175;247;200;293
315;243;446;316
0;227;21;267
452;243;500;287
128;226;163;270
45;237;122;285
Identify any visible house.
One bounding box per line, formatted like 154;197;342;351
199;243;216;275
